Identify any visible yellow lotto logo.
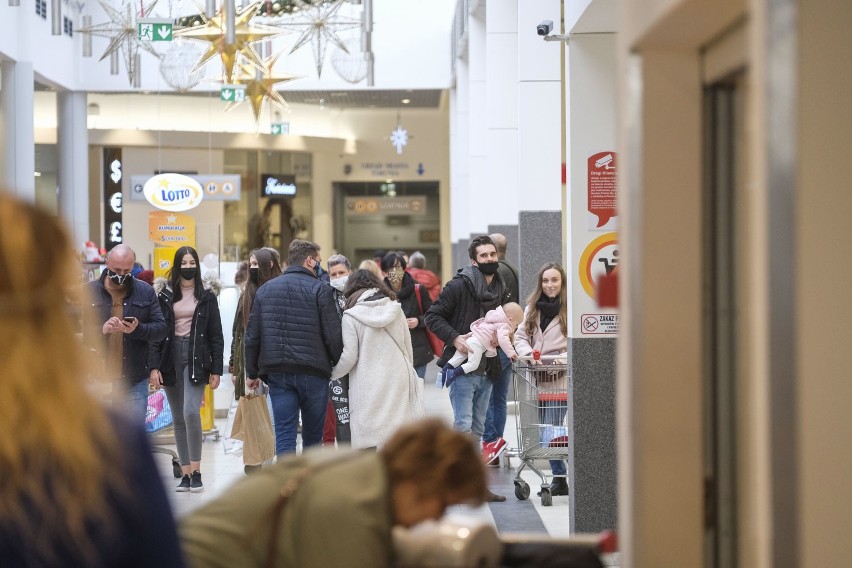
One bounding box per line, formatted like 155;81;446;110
143;174;203;212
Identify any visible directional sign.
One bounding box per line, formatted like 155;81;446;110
220;85;246;102
138;19;173;42
271;122;289;135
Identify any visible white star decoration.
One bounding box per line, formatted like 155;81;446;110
78;0;162;85
390;125;409;155
280;0;361;78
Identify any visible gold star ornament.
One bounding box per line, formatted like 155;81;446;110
175;1;283;84
227;53;302;125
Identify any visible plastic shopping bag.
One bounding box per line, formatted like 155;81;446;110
329;376;351;443
223;397;243;456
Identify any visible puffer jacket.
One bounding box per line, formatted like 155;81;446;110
148;279;224;386
244;266;343;379
84;273;166;382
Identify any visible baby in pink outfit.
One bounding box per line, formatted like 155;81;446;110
442;302;524;386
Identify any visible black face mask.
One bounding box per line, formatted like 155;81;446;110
312;259;322;277
476;262;500;276
106;269;131;286
249;267;260;284
180;267;197;281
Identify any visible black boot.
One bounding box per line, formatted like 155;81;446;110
549;477;569;496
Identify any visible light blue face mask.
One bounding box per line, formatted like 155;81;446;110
330;275;349;291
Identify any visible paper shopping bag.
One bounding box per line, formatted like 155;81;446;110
231;393;275;466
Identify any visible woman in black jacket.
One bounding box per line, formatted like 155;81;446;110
149;246;224;493
381;252;433;379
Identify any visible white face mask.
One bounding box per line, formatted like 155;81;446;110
330;275;349;291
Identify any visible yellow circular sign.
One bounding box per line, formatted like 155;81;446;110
578;232;618;298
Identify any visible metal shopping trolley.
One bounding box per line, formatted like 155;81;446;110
511;354;570;506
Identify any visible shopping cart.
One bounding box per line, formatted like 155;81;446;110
146;388;183;479
512;354;570;506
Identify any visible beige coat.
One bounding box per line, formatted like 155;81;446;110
181;450;394;568
513;305;569;393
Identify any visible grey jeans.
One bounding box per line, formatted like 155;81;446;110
164;336;206;465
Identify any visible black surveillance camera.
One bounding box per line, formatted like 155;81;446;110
537;20;553;36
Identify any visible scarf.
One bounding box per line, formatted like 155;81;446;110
459;265;504;313
537;295;561;332
386;273;415;302
344;287;382;310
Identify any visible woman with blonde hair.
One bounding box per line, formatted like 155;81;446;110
0;194;183;566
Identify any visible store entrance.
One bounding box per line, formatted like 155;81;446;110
333;181;441;279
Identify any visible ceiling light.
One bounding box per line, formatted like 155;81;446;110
401;98;410;104
34;172;42;177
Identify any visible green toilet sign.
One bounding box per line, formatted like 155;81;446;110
138;19;173;42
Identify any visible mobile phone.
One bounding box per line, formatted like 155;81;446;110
123;316;136;324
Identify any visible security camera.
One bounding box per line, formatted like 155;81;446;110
537;20;553;36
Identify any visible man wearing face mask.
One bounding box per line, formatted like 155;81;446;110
244;240;344;456
425;235;508;502
84;243;166;423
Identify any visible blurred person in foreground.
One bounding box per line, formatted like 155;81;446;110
406;250;442;301
330;269;425;449
0;194;184;567
181;418;486;568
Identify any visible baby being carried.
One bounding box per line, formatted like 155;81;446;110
441;302;525;388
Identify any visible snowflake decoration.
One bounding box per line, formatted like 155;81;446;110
277;0;361;78
390;126;409;155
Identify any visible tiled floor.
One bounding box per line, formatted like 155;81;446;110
151;362;571;538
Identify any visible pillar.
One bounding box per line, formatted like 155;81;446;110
57;91;90;247
0;60;35;201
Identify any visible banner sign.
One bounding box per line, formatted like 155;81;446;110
344;195;427;216
103;148;123;250
130;174;241;202
148;211;196;246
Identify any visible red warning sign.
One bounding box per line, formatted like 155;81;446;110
588;151;617;228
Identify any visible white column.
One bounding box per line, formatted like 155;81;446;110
0;60;35;202
58;91;90;247
311;152;334;257
517;0;563;211
450;60;469;243
466;11;488;234
484;0;519;225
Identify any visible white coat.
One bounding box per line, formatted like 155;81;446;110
331;292;425;449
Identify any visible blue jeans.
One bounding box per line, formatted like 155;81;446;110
541;401;568;476
128;379;149;427
448;373;493;437
268;372;328;455
414;364;427;380
482;349;512;443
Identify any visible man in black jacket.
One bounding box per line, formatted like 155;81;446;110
425;235;508;501
84;244;166;424
244;239;343;455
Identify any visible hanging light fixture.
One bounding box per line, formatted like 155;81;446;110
51;0;62;35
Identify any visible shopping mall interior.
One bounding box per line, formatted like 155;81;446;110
1;0;850;566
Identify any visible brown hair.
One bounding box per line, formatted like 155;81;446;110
287;239;320;267
467;235;495;260
524;262;568;338
240;248;282;328
380;418;487;505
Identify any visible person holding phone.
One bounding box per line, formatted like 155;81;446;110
148;246;224;493
83;243;166;424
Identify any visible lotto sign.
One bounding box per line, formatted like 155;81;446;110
578;232;618;299
148;211;195;246
580;314;619;335
143;173;204;212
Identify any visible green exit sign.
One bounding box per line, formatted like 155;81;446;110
138;19;173;42
220;86;246;102
271;122;289;135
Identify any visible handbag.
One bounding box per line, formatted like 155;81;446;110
231;391;276;466
414;283;445;358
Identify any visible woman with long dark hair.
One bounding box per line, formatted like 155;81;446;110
330;270;424;449
149;246;224;493
230;247;282;397
381;252;434;379
514;262;569;497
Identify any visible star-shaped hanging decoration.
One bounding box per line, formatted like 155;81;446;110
280;0;361;78
175;0;283;84
225;52;302;126
78;0;162;85
390;125;409;155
